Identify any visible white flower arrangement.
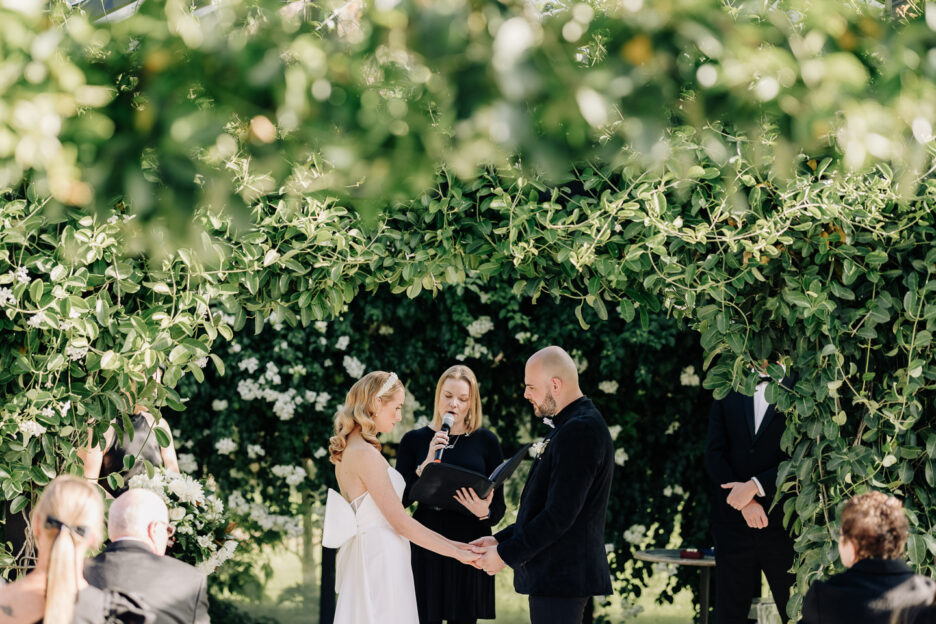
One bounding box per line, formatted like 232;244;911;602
128;469;236;574
529;438;550;459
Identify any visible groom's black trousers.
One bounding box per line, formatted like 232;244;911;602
529;596;589;624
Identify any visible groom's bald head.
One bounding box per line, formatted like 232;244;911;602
524;346;583;416
528;346;579;387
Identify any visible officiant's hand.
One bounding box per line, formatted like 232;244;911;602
454;487;493;519
475;545;506;575
422;430;451;467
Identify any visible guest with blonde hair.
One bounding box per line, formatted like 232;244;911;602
0;475;150;624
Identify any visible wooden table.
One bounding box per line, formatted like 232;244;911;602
634;548;715;624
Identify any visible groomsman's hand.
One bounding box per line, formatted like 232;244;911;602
721;480;758;510
476;545;506;575
741;500;768;529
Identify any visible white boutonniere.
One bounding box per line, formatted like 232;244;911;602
530;438;550;460
542;417;555;429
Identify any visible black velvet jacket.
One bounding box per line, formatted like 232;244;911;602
495;396;614;597
801;558;936;624
704;383;792;529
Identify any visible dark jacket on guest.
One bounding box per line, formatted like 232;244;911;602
495;396;614;597
85;540;210;624
705;385;792;530
801;558;936;624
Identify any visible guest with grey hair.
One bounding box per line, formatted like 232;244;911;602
85;488;210;624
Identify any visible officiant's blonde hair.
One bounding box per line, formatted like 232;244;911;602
431;365;483;434
329;371;404;464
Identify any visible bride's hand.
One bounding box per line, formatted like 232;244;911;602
451;541;481;565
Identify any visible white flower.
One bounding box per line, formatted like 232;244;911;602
313;447;328;459
614;448;629;466
466;316;494;338
197;534;214;549
529;438;550;459
168;506;186;522
27;314;43;329
623;524;647;545
247;444;266;459
211;399;228;412
342;355;365;379
598;380;619;394
58;401;71;417
237;379;261;401
271;464;306;486
215;438;236;455
14;267;29;284
323;358;332;367
315;391;331;412
570;349;588;373
665;420;681;435
455;337;490;361
238;357;259;374
335;335;350;350
680;365;700;387
608;425;622;440
0;287;15;307
193;356;208;369
19;420;47;439
166;474;205;505
177;453;198;473
264;362;281;385
542;417;554;429
314;321;328;333
378;325;394;335
230;342;242;354
227;490;250;515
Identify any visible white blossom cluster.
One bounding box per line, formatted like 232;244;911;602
19;420;47;439
228;491;303;537
466;316;494;338
663;484;685;498
238;357;259;374
455;337;490;361
215;438;237;455
193;357;208;369
514;331;538;344
247;444;266;459
211;399;228;412
614;448;629;466
335;335;350;350
196;539;238;574
263;362;281;385
680;365;700;387
271;464;306;486
237;378;262;400
343;355;365;378
166;474;206;505
314;320;328;332
378;324;394;335
27;313;43;329
665;420;680;435
623;524;647;545
598;380;619;394
12;267;29;283
570;349;588;373
0;287;15;307
177;453;198;473
608;425;622;440
273;389;299;421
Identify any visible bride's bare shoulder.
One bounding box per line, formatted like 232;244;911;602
341;436;382;463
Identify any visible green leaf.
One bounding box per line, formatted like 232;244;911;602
106;473;124;492
100;350;119;370
123;453;136;471
154;427;171;448
10;495;29;514
574;304;590;330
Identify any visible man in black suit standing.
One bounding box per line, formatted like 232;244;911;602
471;346;614;624
85;488;210;624
704;370;795;624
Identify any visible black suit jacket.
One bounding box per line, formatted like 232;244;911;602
801;558;936;624
85;541;210;624
495;396;614;597
705;384;791;532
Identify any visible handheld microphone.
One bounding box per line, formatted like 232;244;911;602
434;412;455;463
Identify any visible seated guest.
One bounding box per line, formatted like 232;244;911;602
802;491;935;624
84;489;210;624
0;475;150;624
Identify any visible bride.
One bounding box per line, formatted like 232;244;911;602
324;371;480;624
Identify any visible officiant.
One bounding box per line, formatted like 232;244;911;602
396;365;506;624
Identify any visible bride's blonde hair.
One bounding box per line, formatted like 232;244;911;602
329;371;404;464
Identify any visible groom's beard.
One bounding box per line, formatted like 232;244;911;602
533;394;558;418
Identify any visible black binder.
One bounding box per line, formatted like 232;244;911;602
410;443;531;514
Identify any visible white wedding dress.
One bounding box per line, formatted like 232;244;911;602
323;466;419;624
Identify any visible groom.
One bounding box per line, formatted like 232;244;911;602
471;346;614;624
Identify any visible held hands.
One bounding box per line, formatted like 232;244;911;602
741;500;768;529
721;479;759;510
468;536;505;575
452;541;482;565
454;487;493;519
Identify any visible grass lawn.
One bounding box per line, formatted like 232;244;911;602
225;545;697;623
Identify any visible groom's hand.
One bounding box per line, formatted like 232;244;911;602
469;536;498;549
476;546;506;575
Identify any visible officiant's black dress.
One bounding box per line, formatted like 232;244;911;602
397;426;506;624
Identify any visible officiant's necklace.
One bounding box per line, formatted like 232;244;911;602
445;428;469;451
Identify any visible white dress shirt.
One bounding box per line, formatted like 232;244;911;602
751;380;770;497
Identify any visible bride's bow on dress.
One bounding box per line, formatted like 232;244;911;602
323;489;358;549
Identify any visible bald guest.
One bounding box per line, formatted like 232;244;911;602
470;346;614;624
85;489;210;624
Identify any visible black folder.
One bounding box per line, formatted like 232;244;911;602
410;443;531;514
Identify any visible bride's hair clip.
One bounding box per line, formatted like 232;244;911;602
377;372;399;397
